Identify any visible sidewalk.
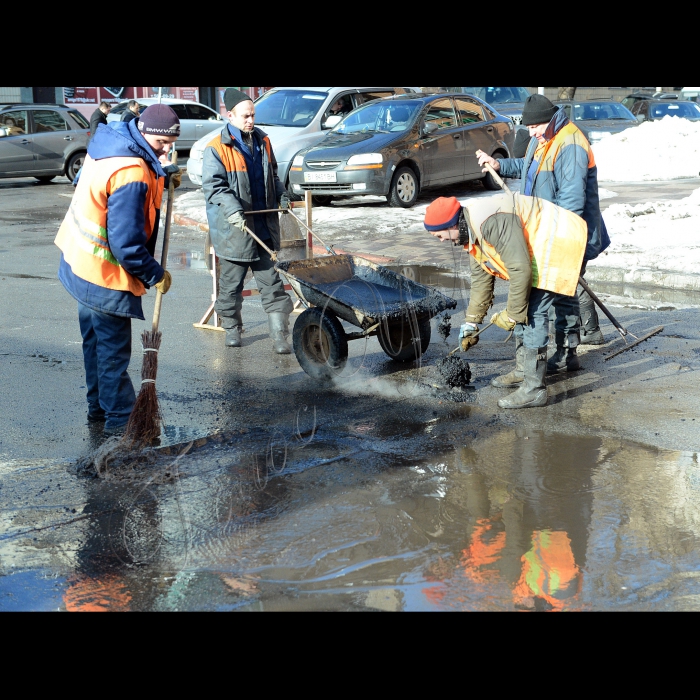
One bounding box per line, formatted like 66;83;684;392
173;178;700;296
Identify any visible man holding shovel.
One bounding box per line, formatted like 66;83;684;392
202;88;293;353
55;104;181;434
476;94;605;375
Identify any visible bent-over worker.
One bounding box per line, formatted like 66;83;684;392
202;88;294;353
424;190;588;409
55;104;181;435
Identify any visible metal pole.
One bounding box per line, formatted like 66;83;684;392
538;87;545;95
158;87;163;104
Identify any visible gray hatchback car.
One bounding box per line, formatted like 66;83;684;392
0;103;90;183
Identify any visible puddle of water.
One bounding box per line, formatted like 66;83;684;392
2;430;699;611
167;248;210;271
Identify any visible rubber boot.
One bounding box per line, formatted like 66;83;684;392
224;310;244;348
498;347;548;409
579;295;605;345
547;332;581;374
268;312;292;354
491;337;525;388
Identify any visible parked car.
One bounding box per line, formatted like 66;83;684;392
554;99;640;144
621;92;679;111
107;97;225;151
680;87;700;103
0;103;90;182
628;99;700;123
445;87;531;126
288;92;515;208
185;87;419;188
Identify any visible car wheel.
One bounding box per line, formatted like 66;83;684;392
35;176;56;184
66;151;86;182
313;195;334;206
388;166;419;208
482;153;506;191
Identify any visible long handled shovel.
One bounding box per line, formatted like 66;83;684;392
123;152;177;446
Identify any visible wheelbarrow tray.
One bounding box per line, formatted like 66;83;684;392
276;254;457;330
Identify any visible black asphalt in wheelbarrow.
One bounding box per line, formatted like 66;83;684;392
276;254;457;380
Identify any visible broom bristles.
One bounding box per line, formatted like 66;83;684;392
123;330;163;447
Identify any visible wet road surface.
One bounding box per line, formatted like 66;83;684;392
1;175;700;611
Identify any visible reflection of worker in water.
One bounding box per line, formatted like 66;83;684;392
422;432;598;612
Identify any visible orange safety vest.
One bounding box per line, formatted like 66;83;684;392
463;192;588;298
55;155;164;297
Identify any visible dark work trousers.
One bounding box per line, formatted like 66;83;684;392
547;262;587;343
78;303;135;429
515;288;580;350
215;244;293;328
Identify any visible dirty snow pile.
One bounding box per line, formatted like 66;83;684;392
594;187;700;273
594;117;700;182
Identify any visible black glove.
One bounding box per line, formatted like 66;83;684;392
279;193;291;210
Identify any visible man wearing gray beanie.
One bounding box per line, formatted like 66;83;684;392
475;93;605;409
201;88;294;353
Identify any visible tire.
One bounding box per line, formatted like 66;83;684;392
313;195;334;206
35;176;56;184
66;151;86;182
377;316;431;362
482;152;506;191
293;307;348;381
388;166;419;208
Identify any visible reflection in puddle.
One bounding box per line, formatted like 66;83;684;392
167;249;209;271
2;429;699;611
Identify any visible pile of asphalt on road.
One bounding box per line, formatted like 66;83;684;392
436;355;472;390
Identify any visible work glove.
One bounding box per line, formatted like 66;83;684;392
227;211;247;233
279;193;291;210
155;270;172;295
460;322;480;352
163;164;182;189
490;309;516;332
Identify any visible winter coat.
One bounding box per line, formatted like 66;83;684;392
202;125;286;263
498;108;603;262
121;109;139;123
55;120;167;319
89;108;108;142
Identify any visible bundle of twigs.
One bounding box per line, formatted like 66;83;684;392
123;330;163;446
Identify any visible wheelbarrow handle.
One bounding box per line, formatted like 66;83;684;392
245;208;337;256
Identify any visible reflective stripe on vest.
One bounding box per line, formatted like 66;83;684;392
464;193;587;297
55;155;163;296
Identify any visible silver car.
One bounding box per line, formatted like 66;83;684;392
186;87;419;188
0;103;90;182
107;97;225;151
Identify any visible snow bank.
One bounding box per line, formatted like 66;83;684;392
594;117;700;182
596;187;700;272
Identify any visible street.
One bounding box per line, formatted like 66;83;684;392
1;172;699;611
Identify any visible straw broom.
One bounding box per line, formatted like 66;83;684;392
123;151;177;447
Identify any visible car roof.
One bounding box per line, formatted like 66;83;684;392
261;87;417;94
1;103;69;110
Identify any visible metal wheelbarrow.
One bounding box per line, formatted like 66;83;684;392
241;209;457;381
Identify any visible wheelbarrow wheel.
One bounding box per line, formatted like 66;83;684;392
293;307;348;381
378;316;431;363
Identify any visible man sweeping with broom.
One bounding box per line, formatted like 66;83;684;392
55;104;181;436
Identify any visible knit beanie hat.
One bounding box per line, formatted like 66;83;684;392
522;94;558;126
424;197;462;232
224;88;253;112
137;104;180;136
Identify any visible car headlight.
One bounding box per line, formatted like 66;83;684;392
588;131;612;142
292;154;304;167
345;153;383;170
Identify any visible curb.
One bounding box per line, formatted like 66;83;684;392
585;266;700;293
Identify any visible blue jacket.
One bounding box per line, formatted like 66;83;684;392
499;109;603;262
58;121;166;319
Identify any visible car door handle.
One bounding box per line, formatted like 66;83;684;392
63;136;73;141
453;134;461;139
487;126;494;132
21;139;31;144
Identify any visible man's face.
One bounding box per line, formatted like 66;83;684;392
142;133;179;158
101;105;111;115
131;104;140;115
429;227;459;243
228;101;255;133
528;123;549;144
332;100;343;112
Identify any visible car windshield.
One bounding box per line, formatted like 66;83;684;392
253;89;328;127
458;87;530;104
650;102;700;119
571;102;636;121
332;100;422;134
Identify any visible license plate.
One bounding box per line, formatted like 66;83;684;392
304;172;337;183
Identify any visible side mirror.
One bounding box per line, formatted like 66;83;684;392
422;122;439;137
0;127;7;138
636;114;646;122
323;115;342;130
